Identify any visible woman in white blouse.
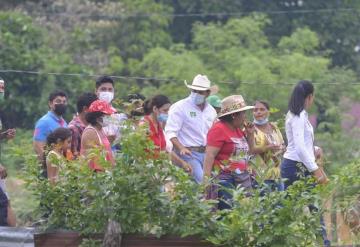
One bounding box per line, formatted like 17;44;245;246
281;80;329;189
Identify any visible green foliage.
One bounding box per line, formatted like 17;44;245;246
278;27;320;54
206;180;326;247
20;125;337;246
22;124;215;236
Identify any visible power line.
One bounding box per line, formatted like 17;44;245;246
26;8;360;20
0;69;359;86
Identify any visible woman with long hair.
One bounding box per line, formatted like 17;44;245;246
281;80;330;246
281;80;328;188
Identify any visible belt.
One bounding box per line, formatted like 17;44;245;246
186;146;206;153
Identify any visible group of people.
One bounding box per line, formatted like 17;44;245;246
0;74;329;237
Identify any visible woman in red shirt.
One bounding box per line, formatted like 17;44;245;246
203;95;255;210
141;95;192;173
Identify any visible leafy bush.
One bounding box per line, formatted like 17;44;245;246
20;125;352;246
22;126;215;236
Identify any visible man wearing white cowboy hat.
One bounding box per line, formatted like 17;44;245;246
165;74;218;183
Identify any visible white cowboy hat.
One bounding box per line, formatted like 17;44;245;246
218;95;254;118
184;74;219;94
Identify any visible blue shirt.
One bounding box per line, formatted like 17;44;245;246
33;111;68;142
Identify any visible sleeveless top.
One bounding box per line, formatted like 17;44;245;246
80;125;115;171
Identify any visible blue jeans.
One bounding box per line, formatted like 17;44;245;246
177;151;205;184
280;158;330;247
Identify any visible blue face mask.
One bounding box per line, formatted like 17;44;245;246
253;117;269;125
190;92;206;105
157;113;168;123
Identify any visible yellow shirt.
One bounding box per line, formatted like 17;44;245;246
253;123;284;179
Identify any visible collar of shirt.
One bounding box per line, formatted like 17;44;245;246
48;111;65;126
70;114;86;128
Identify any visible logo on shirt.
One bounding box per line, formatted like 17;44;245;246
229;137;249;162
190;112;197;118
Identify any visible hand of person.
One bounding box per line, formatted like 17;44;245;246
107;135;116;144
6;129;16;139
312;167;329;184
266;143;281;152
244;121;255;135
0;129;16;140
181;161;193;175
179;147;192;156
0;164;7;179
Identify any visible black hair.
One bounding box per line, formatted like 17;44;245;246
254;100;270;110
288;80;314;116
219;111;242;123
76;92;98;113
48;90;67;102
46;127;72;146
42;127;71;178
143;95;170;115
85;111;105;126
95;76;114;89
127;93;146;103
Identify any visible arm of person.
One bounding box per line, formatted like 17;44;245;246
292;115;328;184
169;151;192;174
47;161;59;185
0;164;7;179
0;129;16;141
33;121;49;161
33;141;45;161
244;122;257;154
291;115;318;172
203;146;220;179
165;104;191;156
170;137;192;156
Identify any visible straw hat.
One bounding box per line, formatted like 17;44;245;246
218;95;254;118
184;74;219;94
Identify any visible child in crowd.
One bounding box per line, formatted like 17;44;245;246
44;127;72;184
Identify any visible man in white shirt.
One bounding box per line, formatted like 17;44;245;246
165;74;218;183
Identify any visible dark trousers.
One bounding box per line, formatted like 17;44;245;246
281;158;330;247
0;187;8;226
217;171;252;210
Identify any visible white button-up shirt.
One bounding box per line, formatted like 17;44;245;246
283;110;318;172
165;96;217;147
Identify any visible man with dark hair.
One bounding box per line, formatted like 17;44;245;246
95;76;126;147
68;92;97;157
33;90;68;160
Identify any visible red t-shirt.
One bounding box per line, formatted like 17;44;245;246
142;115;166;151
207;121;249;172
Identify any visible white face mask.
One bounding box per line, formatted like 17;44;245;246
99;92;114;104
98;116;112;128
190;92;206;105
